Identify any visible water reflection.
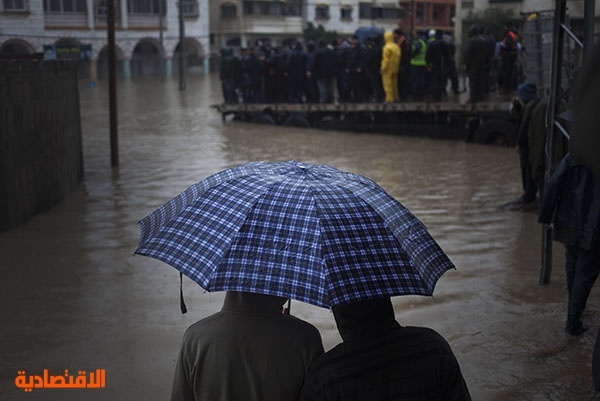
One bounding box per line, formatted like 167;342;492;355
0;75;596;401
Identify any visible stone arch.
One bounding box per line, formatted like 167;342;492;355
97;44;126;79
0;38;36;57
173;37;205;76
131;38;162;78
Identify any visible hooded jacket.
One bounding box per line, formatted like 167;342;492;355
300;298;471;401
380;31;400;74
171;292;324;401
539;153;600;250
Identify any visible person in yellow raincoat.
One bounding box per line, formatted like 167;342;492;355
380;31;401;102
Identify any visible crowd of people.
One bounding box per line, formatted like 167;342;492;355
219;28;463;105
220;24;525;105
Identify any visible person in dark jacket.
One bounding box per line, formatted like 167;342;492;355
538;153;600;335
426;29;451;101
171;291;324;401
365;35;384;102
286;41;308;103
300;298;471;401
347;35;366;102
512;82;539;205
463;26;494;103
309;41;337;103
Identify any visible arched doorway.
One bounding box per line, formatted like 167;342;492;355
97;45;125;79
173;38;205;76
131;40;162;78
0;39;35;58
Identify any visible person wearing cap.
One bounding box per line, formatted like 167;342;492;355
300;298;471;401
171;291;324;401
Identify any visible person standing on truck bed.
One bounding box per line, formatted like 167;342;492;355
308;40;337;103
410;30;428;101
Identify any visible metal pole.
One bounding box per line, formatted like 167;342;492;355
540;0;567;284
159;0;165;82
583;0;595;60
178;1;186;91
107;0;119;167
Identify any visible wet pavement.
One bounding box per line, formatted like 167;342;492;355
1;75;598;401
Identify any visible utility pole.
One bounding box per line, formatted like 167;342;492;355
107;0;119;167
178;1;186;91
159;0;165;82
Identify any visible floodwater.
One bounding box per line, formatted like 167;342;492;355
1;75;597;401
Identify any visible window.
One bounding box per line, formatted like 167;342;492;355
243;1;283;16
358;2;371;19
128;0;166;14
286;0;301;16
44;0;86;12
379;7;401;19
221;3;236;17
181;0;198;16
3;0;28;11
340;6;352;20
315;4;328;19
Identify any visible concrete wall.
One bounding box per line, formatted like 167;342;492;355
0;60;83;231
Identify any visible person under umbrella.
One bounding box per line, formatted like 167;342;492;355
170;291;324;401
300;298;471;401
136;161;456;400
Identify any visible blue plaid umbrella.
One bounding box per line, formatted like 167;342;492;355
135;161;454;309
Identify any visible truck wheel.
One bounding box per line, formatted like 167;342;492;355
251;114;277;125
474;119;516;147
283;115;311;128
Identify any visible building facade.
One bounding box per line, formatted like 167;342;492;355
210;0;456;50
0;0;210;79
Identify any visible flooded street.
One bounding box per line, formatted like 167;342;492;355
1;75;598;401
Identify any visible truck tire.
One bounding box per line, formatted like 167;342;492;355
474;119;516;147
251;114;277;125
283;115;311;128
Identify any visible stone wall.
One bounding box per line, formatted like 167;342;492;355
0;60;83;231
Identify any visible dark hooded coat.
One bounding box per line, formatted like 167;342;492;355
300;298;471;401
171;291;324;401
538;153;600;251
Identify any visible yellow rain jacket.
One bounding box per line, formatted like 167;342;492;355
380;31;401;102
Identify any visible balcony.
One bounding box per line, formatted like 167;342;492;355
44;12;88;29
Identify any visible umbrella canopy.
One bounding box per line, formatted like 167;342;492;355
135;161;454;308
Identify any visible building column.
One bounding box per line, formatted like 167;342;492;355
120;0;128;28
89;59;98;87
203;55;210;75
123;59;131;79
165;58;173;77
87;0;94;28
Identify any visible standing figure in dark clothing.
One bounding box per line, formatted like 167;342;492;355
263;47;281;102
365;36;384;102
309;41;337;103
305;40;319;102
347;35;366;102
499;25;519;94
335;39;351;102
426;30;451;101
512;82;539;204
286;41;308;103
300;298;471;401
171;292;324;401
463;26;493;103
539;154;600;336
445;37;461;95
394;29;412;100
241;47;263;103
219;48;241;103
410;30;429;101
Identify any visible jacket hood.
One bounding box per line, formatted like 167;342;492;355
222;291;287;314
332;298;401;342
384;31;394;44
518;82;538;103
